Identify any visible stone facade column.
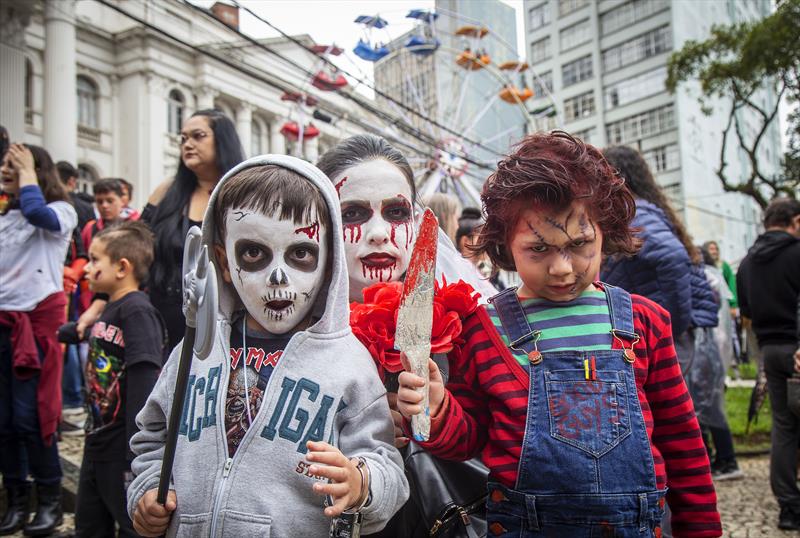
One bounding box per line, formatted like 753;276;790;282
0;1;33;142
43;0;77;163
236;102;252;158
270;119;286;154
196;85;216;111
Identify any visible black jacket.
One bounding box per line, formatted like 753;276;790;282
737;230;800;346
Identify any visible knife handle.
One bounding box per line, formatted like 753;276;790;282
410;350;431;442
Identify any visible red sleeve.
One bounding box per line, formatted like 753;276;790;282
405;314;491;461
636;297;722;537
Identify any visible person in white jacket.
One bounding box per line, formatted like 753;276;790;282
127;155;408;537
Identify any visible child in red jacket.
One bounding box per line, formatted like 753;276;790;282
398;132;721;537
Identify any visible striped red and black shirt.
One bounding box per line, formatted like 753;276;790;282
418;290;722;537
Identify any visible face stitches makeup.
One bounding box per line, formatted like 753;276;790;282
222;209;328;335
333;159;415;301
509;201;603;302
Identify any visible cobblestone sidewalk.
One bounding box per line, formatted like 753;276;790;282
717;455;800;537
5;441;799;536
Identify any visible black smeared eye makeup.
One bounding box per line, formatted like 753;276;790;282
235;240;272;272
286;241;320;272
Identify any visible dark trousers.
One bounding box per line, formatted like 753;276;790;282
75;456;138;538
0;328;62;486
62;344;84;408
702;425;736;463
764;343;800;509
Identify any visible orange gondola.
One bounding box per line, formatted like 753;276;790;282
455;25;488;39
498;61;529;71
456;49;490;70
280;121;320;141
499;86;534;104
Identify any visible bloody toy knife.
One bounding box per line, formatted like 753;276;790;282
395;209;438;442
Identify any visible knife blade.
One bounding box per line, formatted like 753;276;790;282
395;209;438;442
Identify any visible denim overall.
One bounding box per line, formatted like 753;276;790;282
486;284;666;537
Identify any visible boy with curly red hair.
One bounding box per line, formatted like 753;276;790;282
398;131;721;537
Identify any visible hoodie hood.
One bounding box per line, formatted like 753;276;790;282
749;230;799;263
201;154;349;336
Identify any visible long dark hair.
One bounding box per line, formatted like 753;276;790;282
26;144;70;203
316;134;416;201
149;109;244;291
603;145;699;263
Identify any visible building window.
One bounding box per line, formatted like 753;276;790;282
602;26;671;73
251;120;263;156
559;0;590;17
560;19;591;51
167;89;184;135
25;59;33;125
604;66;667;108
77;163;98;194
561;54;593;87
600;0;670;36
529;3;550;31
533;114;558;132
572;127;596;145
532;71;553;97
605;104;675;145
643;143;680;173
76;75;99;128
563;91;595;122
530;37;551;64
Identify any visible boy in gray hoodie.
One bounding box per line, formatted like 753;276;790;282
126;155;408;537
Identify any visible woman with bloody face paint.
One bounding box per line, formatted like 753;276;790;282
0;143;76;535
318;135;492;538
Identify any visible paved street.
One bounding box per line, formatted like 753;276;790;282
6;439;800;537
716;455;799;537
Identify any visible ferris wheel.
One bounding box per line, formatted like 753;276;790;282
349;8;556;208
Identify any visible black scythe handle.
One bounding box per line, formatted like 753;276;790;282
156;326;196;505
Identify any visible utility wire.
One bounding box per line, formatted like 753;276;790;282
221;0;508;160
179;0;499;171
91;0;494;171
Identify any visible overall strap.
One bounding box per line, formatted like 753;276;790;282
602;282;639;361
487;287;542;362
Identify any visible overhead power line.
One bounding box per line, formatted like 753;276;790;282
91;0;495;172
219;0;507;160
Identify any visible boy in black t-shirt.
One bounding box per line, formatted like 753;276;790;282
78;220;165;537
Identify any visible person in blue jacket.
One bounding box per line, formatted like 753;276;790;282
600;146;694;337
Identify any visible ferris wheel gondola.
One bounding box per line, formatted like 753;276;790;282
404;9;440;56
353;14;390;62
347;8;559;208
310;44;348;91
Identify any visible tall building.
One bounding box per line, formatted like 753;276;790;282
523;0;783;262
373;0;527;196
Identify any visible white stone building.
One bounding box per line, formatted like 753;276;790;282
1;0;377;207
522;0;783;262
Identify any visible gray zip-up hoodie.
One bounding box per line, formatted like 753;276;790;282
127;155;408;537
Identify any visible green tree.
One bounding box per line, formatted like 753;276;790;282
666;0;800;208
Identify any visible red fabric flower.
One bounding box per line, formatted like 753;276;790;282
350;278;480;377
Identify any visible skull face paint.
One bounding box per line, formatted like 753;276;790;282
222;209;327;335
333;160;415;302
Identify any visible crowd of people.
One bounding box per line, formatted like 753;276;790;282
0;112;797;538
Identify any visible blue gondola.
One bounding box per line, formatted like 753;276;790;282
354;39;390;62
353;14;390;62
405;9;439;56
